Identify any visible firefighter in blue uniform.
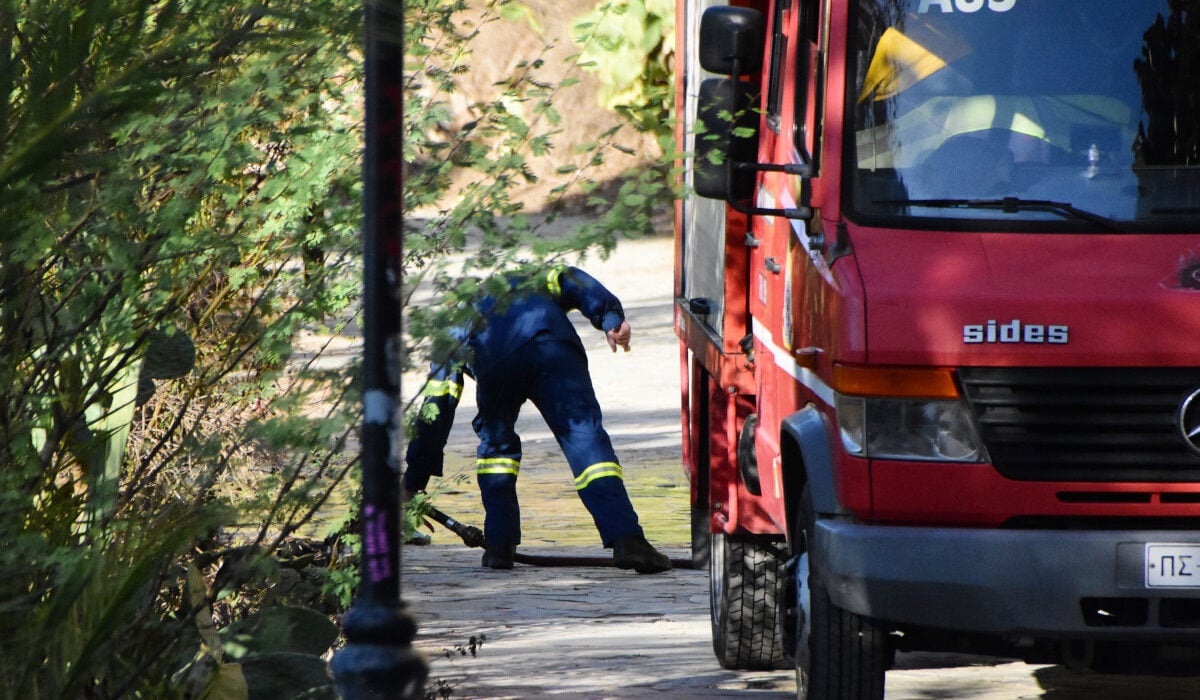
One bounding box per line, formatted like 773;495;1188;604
404;265;672;574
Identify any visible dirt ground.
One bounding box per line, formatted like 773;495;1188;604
398;234;1200;699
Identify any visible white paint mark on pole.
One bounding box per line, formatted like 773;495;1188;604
364;389;394;425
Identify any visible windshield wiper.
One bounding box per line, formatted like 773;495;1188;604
1150;207;1200;215
875;197;1125;233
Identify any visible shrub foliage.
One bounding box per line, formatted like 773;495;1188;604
0;2;361;697
0;0;674;696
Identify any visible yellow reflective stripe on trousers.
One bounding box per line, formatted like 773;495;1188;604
422;378;463;400
476;458;520;476
574;462;623;490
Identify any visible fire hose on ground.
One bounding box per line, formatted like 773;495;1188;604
420;504;695;570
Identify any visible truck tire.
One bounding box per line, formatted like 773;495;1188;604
795;489;888;699
710;531;790;670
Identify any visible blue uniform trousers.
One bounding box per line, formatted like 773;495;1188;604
471;337;643;549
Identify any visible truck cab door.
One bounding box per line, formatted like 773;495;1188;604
678;0;749;346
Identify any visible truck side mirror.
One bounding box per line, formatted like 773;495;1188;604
695;77;760;201
699;6;765;76
691;4;813;220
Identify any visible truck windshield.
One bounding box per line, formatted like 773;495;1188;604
849;0;1200;230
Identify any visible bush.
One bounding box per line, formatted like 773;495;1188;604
0;2;362;697
0;1;678;695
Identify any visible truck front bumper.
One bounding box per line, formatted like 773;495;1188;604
815;520;1200;639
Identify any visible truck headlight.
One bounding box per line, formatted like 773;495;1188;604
836;395;986;462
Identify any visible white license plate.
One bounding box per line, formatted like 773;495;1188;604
1145;544;1200;588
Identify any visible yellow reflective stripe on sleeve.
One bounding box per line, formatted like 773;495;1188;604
574;462;623;490
422;378;463;400
476;458;520;476
546;266;566;297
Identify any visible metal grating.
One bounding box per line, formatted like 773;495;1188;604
958;367;1200;482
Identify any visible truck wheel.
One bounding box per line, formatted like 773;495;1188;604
710;531;789;670
795;490;888;699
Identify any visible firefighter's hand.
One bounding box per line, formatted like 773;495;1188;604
606;321;632;353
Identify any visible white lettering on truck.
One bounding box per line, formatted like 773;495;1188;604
962;320;1069;344
919;0;1016;13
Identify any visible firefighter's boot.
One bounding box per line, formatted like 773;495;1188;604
613;535;672;574
481;543;516;570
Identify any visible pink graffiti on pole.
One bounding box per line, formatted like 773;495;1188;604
363;504;393;583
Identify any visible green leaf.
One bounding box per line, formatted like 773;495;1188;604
498;2;542;32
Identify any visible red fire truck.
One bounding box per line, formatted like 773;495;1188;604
674;0;1200;697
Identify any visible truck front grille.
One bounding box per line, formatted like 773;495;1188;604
958;367;1200;482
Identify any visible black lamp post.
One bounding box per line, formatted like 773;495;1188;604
331;1;427;697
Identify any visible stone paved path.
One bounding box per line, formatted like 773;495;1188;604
404;544;794;699
403;542;1200;699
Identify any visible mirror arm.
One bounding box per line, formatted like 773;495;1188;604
723;159;814;220
740;161;812;178
727;196;813;221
